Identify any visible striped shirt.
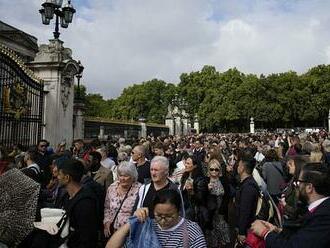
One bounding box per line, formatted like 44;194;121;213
153;218;207;248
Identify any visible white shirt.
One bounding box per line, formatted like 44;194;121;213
308;197;330;212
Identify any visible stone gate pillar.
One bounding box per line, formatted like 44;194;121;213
250;117;255;134
28;39;81;147
175;115;182;136
139;118;147;138
194;114;200;134
73;102;85;140
165;104;174;135
181;110;189;135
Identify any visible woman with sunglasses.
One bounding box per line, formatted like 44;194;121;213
106;189;207;248
205;159;231;247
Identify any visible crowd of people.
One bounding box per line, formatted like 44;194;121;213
1;130;330;248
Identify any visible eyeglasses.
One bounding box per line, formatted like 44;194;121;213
39;144;48;148
154;214;176;223
209;168;220;172
294;179;310;187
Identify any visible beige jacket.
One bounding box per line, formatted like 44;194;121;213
93;166;114;190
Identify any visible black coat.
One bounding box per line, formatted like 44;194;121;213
137;161;151;184
35;152;52;186
181;169;209;231
64;187;99;248
266;197;330;248
235;176;259;235
81;175;105;227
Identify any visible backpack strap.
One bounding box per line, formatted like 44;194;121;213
111;185;132;227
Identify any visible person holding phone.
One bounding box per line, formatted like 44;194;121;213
180;155;209;232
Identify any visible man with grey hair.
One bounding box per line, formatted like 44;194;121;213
134;156;184;217
131;145;151;184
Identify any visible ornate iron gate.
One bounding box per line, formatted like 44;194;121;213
0;45;44;149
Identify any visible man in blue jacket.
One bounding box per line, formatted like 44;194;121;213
251;163;330;248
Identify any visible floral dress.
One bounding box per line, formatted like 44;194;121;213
104;181;141;230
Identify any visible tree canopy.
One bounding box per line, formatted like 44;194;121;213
76;64;330;132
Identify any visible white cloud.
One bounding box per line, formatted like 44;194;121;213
1;0;330;98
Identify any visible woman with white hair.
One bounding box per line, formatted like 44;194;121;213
104;161;141;238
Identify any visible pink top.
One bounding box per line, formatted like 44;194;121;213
104;181;141;229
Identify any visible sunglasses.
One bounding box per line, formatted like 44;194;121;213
209;168;220;172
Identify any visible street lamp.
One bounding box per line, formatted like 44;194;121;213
39;0;76;39
76;60;84;101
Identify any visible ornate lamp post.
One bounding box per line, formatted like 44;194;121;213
75;60;84;101
39;0;76;39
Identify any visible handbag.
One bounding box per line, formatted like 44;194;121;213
34;208;70;247
109;185;132;235
34;208;69;237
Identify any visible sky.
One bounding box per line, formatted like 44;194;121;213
1;0;330;99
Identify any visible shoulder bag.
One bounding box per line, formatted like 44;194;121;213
109;185;132;235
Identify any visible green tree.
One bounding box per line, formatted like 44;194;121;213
109;79;177;123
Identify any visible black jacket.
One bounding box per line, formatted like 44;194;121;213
137;161;151;184
235;176;259;235
181;169;209;231
64;187;99;248
35;152;52;186
81;175;105;227
266;197;330;248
